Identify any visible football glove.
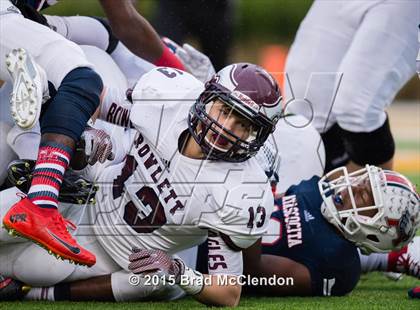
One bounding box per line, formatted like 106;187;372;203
129;248;185;283
80;126;114;165
128;248;204;295
162;37;215;83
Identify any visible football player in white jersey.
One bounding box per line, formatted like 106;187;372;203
88;62;281;306
0;0;191;267
1;44;325;304
284;0;418;172
1;61;282;306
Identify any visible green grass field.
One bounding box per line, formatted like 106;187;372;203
1;107;418;309
2;138;418;310
1;272;418;309
2;175;418;310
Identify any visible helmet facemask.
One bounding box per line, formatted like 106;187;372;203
318;165;391;253
188;85;273;162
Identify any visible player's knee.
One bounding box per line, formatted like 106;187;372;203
339;116;395;166
40;67;103;141
14;245;76;286
61;66;103;112
37;38;92;88
90;17;120;54
334;93;387;132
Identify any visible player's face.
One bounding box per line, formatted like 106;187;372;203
203;99;253;151
333;177;377;217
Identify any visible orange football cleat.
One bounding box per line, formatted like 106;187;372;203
2;197;96;267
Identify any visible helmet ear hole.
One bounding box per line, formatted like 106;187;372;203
366;234;380;243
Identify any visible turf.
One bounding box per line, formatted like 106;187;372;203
1;272;418;309
2;167;418;310
2;112;418;309
406;174;420;193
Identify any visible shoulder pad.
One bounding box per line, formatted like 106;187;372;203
131;67;203;103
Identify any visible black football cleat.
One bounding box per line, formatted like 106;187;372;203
0;275;30;301
7;159;98;205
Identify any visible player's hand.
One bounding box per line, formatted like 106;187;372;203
176;44;216;83
80;127;114;165
256;142;280;184
162;37;215;83
128;248;185;283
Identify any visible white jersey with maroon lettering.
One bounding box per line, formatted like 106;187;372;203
89;67;273;274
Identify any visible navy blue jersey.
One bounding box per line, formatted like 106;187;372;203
261;176;361;296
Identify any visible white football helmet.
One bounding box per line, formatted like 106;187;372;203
319;165;419;253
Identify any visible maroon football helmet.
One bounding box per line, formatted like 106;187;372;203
188;63;282;162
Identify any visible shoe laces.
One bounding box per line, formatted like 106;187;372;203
51;214;77;242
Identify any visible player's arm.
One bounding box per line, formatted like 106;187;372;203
192;274;241;307
192;231;243;307
99;0;184;70
98;0;162;62
243;239;312;296
128;234;242;307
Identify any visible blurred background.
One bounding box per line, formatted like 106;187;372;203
44;0;418;181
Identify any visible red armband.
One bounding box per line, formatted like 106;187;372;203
154;44;185;71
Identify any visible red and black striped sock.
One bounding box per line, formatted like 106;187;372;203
27;142;72;209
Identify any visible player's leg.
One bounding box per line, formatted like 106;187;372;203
66;247;197;301
109;42;155;88
6;123;40;161
284;1;391;172
332;1;418;171
0;80;14;126
80;45;128;91
45;14;155;87
44;15;112;52
0;122;18;186
0;187;29;244
0;236;119;301
6;45;130;166
83;16;154;88
0;242;76;287
22;237;121;301
1;209;121;301
283;1;354;172
22;239;169;301
0;79;19;185
284;0;356;133
22;271;173;301
0;13;102;266
22;247;198;301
